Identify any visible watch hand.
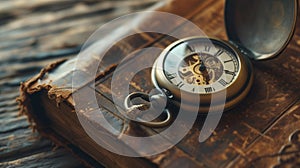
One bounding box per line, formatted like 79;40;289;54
199;61;207;72
198;56;211;84
198;53;207;72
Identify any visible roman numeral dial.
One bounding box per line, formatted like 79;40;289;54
162;38;240;95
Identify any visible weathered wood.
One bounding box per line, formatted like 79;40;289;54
0;129;51;161
91;2;300;167
0;148;85;168
19;0;222;167
74;0;300;167
10;0;300;168
0;0;161;167
231;101;300;167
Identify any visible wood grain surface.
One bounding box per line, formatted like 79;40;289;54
3;0;300;167
91;1;300;167
0;0;160;167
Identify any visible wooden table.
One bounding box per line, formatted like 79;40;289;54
0;0;159;167
1;0;300;167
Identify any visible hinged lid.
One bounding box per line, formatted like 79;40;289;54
225;0;298;60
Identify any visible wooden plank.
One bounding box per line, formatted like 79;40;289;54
0;99;17;108
0;1;164;167
168;2;300;167
0;148;85;168
0;1;161;64
0;129;51;161
18;1;218;166
0;116;29;133
10;0;300;167
0;0;159;39
0;110;19;119
228;101;300;167
93;0;300;167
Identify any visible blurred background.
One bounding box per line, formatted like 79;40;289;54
0;0;160;167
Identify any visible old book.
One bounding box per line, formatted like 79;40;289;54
19;0;300;167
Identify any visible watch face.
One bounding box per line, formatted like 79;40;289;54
162;38;241;94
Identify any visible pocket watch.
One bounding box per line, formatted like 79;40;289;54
151;37;253;113
125;0;297;126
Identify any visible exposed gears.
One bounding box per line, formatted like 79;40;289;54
178;53;224;86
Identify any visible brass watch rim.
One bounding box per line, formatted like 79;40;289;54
152;37;253;113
